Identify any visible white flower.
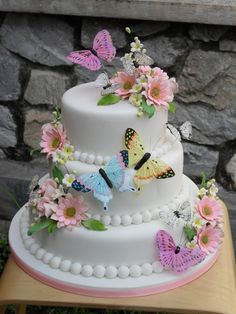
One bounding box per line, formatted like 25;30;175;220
198;187;207;198
130;37;143;52
186;239;198;249
130;83;143;93
137;75;148;85
129;93;142;107
62;174;76;187
207;178;216;188
62;144;74;156
192;214;205;229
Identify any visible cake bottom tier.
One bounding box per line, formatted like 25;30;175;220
9;176;220;297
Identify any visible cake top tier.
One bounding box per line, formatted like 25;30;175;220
62;82;168;157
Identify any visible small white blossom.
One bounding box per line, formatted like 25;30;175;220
129;93;142;107
130;84;143;93
207;178;216;188
208;184;219;197
186;240;198;249
125;26;131;34
192;214;205;229
198;187;207;198
130;37;143;52
62;173;76;187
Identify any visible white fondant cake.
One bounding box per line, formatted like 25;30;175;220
9;30;224;296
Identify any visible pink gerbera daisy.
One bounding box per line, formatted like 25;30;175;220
197;225;223;254
111;71;136;98
40;123;67;157
143;76;174;108
197;196;223;222
51;194;88;228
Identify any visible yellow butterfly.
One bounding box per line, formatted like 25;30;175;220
124;128;175;188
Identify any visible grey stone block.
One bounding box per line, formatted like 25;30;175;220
0;44;22;101
188;24;229;42
131;21;170;37
0;159;48;220
0;13;73;66
169;102;236;146
226;154;236;189
183;142;219;178
218;185;236;212
0;219;10;239
24;69;69;107
178;49;236;110
81;18;127;49
24;109;53;148
143;36;189;68
0;106;17;147
219;39;236;52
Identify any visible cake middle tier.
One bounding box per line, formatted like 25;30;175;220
63;136;183;217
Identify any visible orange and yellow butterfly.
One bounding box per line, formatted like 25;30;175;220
123;128;175;188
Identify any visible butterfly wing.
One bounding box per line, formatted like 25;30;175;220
179;121;192;140
73;173;112;211
179;201;192;222
159;209;179;226
93;29;116;62
121;56;136;76
67;50;101;71
134;52;154;66
166;123;181;142
125;128;146;167
156;230;176;270
104;152;136;192
95;72;110;87
101;83;120;96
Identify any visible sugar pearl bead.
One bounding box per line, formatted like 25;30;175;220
70;263;82;275
121;215;132;226
111;215;121;226
74;151;81;160
130;265;142;277
101;215;111;226
24;238;35;249
104;156;111;164
43;252;54;264
141;263;153;276
35;248;46;260
94;265;106;278
29;243;40;255
152;261;163;273
87;154;95;164
80;152;88;162
152;208;159;219
50;256;61;269
60;260;72;272
95;155;103;165
132;213;142;225
118;266;130;278
81;265;93;277
142;211;152;222
105;266;117;279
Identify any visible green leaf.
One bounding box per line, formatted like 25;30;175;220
82;219;107;231
168;102;176;114
200;171;207;189
30;148;41;157
141;97;155;118
97;94;121;106
52;165;64;184
184;225;197;241
47;220;58;234
28;217;52;236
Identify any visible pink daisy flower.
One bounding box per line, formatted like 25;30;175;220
197;225;223;254
197;196;223;222
51;194;88;228
137;65;152;76
111;71;136;98
40;123;67;157
143;76;174;108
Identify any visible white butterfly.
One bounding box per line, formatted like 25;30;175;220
133;52;154;67
159;201;192;226
121;52;154;76
167;121;192;141
95;72;119;95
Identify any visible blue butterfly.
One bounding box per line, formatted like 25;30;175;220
72;151;136;211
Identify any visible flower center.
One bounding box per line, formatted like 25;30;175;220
151;87;159;97
201;235;209;244
203;206;212;216
65;207;76;217
123;81;132;90
51;138;60;149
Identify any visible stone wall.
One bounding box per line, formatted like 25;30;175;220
0;13;236;235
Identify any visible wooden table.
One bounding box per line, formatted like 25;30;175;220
0;204;235;314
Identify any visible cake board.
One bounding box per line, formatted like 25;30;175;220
0;203;235;314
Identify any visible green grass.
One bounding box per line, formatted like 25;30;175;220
0;237;10;275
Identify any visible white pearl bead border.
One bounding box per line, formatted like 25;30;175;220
73;130;176;166
20;210;164;279
89;182;186;226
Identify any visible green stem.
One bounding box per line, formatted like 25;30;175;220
0;186;21;209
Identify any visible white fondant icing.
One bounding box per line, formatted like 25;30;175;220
142;263;153;276
118;266;130;278
43;252;54;264
82;265;93;277
94;265;106;278
60;260;72;272
70;263;82;275
130;265;142;278
105;266;118;279
152;261;164;273
50;256;61;269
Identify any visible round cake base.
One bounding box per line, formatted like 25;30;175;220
9;207;219;298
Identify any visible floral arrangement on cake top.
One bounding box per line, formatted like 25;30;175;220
157;174;224;273
67;27;178;118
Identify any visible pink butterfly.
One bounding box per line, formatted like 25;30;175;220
156;230;206;273
67;30;116;71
